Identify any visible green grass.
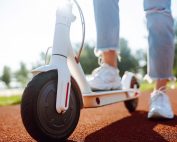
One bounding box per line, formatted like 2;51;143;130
0;82;176;106
0;95;22;106
140;82;154;92
140;81;177;92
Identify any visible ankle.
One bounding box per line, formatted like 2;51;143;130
155;79;168;92
102;50;118;68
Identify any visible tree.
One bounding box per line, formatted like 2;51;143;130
15;62;30;87
174;46;177;76
118;38;139;76
1;66;11;88
79;40;140;76
32;49;52;69
79;43;99;74
135;49;147;76
173;20;177;77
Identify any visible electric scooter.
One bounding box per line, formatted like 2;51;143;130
21;0;140;141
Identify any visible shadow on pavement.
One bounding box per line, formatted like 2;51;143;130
85;111;177;142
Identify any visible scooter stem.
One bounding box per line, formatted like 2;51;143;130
32;1;75;113
52;1;76;113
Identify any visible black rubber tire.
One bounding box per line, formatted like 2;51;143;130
124;98;138;113
21;70;81;142
124;76;139;113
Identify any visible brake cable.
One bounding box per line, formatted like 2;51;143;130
73;0;85;61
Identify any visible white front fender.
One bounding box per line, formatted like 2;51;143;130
121;71;135;89
32;65;56;76
32;56;71;113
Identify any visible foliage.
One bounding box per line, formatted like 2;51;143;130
140;82;154;92
118;38;139;76
1;66;11;88
32;52;46;69
135;49;147;76
78;39;146;76
140;81;177;92
32;50;51;69
173;21;177;77
173;45;177;76
15;62;30;87
79;44;99;74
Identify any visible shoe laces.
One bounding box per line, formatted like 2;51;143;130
154;86;166;95
91;57;106;75
151;86;166;106
92;56;119;79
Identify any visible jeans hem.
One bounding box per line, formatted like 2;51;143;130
94;47;119;57
144;74;176;83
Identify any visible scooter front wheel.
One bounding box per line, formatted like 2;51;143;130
21;70;81;142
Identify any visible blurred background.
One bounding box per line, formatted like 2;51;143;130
0;0;177;105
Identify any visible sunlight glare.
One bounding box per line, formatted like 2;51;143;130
57;0;71;11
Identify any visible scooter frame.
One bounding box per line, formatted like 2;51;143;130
32;0;140;113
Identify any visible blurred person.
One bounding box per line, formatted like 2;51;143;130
88;0;175;119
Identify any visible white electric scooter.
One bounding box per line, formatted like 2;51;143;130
21;0;140;141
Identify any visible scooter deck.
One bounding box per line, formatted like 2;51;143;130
82;89;140;108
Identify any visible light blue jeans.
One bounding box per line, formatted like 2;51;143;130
93;0;175;80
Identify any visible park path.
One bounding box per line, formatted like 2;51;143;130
0;90;177;142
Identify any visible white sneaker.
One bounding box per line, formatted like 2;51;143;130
87;63;122;91
148;88;174;119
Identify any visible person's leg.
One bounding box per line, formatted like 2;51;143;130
88;0;121;90
93;0;119;67
144;0;175;87
102;51;118;67
144;0;175;118
155;79;168;90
